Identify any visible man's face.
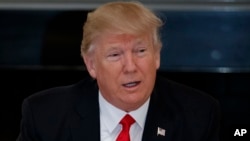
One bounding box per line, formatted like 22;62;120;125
84;32;160;112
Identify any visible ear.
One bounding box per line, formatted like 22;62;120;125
83;55;97;79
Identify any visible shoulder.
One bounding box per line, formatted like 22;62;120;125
155;75;219;113
19;76;98;138
22;76;97;115
153;75;220;139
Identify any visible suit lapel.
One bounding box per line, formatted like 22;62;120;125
142;78;183;141
69;79;100;141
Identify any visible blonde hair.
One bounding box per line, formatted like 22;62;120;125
81;1;163;56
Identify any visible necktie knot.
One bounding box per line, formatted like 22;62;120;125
116;114;135;141
120;114;135;128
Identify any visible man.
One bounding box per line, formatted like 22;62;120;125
17;1;220;141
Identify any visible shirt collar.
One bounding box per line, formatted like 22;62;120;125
99;90;150;133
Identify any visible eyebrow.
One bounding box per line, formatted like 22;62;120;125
134;40;149;47
106;46;121;52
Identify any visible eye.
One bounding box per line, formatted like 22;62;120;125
138;48;146;53
109;53;120;57
107;52;121;61
135;47;147;57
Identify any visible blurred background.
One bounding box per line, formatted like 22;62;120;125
0;0;250;140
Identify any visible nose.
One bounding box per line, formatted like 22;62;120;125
123;53;137;74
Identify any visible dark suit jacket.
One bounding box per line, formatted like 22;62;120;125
17;75;220;141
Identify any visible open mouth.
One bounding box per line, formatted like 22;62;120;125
122;81;141;88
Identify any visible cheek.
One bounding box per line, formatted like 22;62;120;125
139;55;158;70
95;61;122;83
95;63;122;97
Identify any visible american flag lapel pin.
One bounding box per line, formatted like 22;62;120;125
157;127;166;136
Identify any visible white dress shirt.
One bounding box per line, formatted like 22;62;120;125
99;91;150;141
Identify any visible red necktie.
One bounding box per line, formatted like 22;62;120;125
116;114;135;141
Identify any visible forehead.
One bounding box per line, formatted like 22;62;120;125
95;32;152;46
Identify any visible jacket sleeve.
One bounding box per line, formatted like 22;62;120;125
17;99;38;141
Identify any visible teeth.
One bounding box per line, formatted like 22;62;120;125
125;82;137;87
123;81;139;87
